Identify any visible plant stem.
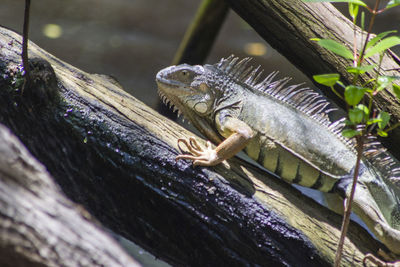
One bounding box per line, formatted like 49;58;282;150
358;0;381;65
368;52;384;116
352;18;357;68
334;136;364;267
334;1;380;256
330;86;344;100
22;0;31;94
385;122;400;133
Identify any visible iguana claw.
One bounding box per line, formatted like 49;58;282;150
176;137;218;166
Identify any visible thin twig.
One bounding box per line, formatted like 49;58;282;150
352;19;357;68
330;86;344;100
358;0;381;65
334;2;382;265
334;136;364;267
385;122;400;133
22;0;31;94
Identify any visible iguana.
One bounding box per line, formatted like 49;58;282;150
156;55;400;256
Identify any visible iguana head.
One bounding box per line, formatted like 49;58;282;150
156;63;226;143
156;64;217;118
156;56;261;143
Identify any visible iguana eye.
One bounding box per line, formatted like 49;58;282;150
181;70;189;76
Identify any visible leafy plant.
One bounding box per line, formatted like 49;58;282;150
304;0;400;266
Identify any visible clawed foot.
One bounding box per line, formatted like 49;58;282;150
176;137;219;166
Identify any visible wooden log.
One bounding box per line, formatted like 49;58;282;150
0;125;140;266
224;0;400;157
0;26;390;266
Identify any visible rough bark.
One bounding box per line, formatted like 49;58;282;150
0;26;391;266
0;126;140;267
225;0;400;157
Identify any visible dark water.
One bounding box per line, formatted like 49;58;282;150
1;0;399;265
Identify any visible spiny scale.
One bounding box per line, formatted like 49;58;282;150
216;55;333;128
215;55;400;186
215;55;340;140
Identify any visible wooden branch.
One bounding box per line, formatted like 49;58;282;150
224;0;400;157
172;0;229;65
0;124;140;266
159;0;229;120
0;26;389;265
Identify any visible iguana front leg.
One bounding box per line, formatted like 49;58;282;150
176;117;254;166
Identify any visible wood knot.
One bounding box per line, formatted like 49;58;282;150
24;57;60;106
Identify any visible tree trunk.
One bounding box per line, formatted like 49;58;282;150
0;126;140;267
225;0;400;157
0;24;391;266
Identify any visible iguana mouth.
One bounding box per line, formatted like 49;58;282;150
158;90;181;115
156;67;186;116
156;70;180;87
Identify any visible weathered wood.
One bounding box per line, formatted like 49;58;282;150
0;27;389;266
224;0;400;157
0;124;140;266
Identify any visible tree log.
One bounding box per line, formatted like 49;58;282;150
0;25;392;266
0;125;140;267
224;0;400;157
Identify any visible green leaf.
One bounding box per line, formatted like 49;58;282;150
346;64;375;74
393;84;400;99
376;84;386;92
315;39;354;59
313;73;340;86
377;76;390;84
386;0;400;9
357;104;369;116
349;108;364;123
367;118;382;125
349;3;359;21
377;129;388;137
303;0;367;7
377;111;390;129
366;30;397;50
344;119;355;126
344;85;366;106
376;76;399;92
348;104;368;124
377;76;400;83
342;129;361;138
365;36;400;58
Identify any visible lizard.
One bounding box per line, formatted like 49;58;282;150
156;55;400;256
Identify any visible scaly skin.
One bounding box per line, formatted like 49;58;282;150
156;56;400;256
